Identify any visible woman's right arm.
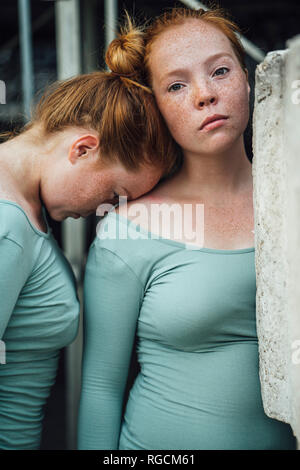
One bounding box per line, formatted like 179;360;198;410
77;242;143;450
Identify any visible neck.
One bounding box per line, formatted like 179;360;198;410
0;128;44;210
167;136;252;201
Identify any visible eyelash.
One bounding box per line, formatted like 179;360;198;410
213;66;230;76
167;67;230;92
109;191;119;203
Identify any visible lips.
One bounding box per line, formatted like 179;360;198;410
200;114;228;130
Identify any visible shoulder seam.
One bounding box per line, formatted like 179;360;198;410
96;245;145;294
1;233;44;273
2;235;24;251
0;200;49;238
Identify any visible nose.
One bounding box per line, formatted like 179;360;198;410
193;80;217;109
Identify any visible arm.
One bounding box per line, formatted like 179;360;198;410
0;237;28;339
77;243;143;450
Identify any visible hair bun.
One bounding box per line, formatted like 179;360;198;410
105;15;145;77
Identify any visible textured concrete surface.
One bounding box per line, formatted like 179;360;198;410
253;37;300;447
253;49;290;423
285;34;300;447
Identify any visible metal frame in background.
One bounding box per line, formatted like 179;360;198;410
105;0;118;51
18;0;34;120
54;0;85;451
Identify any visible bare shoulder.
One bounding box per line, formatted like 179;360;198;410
115;193;156;226
114;181;173;230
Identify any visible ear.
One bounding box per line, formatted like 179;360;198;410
68;134;99;165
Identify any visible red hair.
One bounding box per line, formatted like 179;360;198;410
0;24;181;176
113;5;247;91
31;71;179;174
143;5;247;82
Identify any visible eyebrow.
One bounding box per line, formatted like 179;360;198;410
161;52;234;82
203;51;234;64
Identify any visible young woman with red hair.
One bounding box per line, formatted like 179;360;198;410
78;6;296;450
0;47;178;449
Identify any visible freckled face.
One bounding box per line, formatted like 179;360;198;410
41;156;162;221
147;20;250;156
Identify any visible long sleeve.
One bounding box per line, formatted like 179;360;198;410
77;242;144;450
0;237;28;339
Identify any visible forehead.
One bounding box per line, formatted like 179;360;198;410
148;19;235;77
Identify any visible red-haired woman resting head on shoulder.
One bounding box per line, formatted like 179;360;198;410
0;36;178;450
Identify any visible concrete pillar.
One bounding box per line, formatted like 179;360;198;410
253;48;290;423
285;35;300;446
252;36;300;447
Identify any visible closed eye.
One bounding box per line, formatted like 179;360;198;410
213;67;230;77
107;191;119;204
111;191;120;203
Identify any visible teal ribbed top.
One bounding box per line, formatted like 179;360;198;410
77;211;296;450
0;200;80;449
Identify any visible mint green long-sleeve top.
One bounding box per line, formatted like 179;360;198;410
0;200;80;449
77;211;296;450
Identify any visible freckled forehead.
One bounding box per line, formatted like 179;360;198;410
148;20;234;77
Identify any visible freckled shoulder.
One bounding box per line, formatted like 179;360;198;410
116;186;169;228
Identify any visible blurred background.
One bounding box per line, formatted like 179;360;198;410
0;0;299;450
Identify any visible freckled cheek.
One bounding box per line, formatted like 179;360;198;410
72;176;107;209
157;99;191;140
230;94;249;131
227;92;248;115
167;112;193;145
218;80;249;120
170;116;191;143
156;96;178;126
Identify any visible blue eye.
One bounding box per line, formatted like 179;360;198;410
168;83;184;92
214;67;229;76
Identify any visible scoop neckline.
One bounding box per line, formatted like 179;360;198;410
0;199;51;239
105;210;255;254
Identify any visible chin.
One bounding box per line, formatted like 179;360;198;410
202;134;240;154
53;215;65;222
